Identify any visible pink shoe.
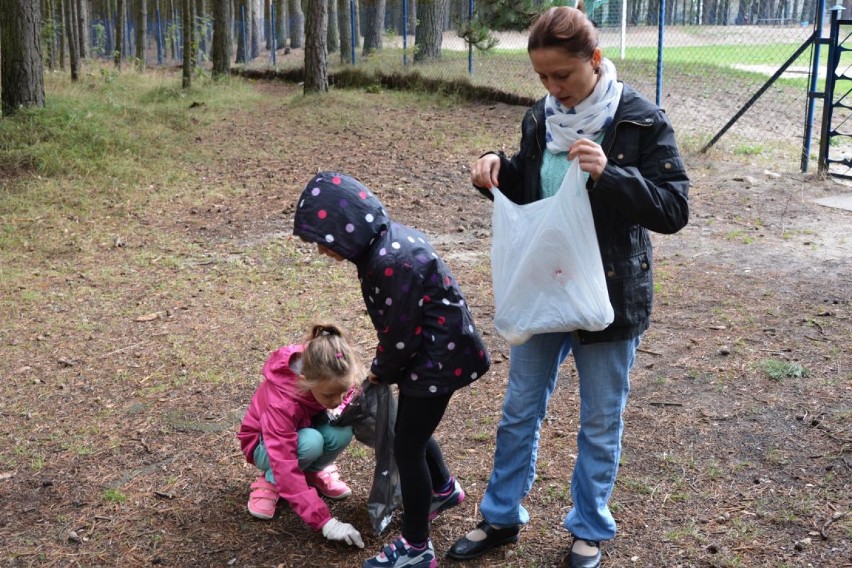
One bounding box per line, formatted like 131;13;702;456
304;463;352;500
247;476;279;520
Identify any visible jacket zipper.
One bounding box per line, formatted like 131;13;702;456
532;112;543;156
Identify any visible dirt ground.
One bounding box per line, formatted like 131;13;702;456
1;79;850;568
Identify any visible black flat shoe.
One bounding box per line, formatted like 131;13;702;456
446;520;520;560
569;537;601;568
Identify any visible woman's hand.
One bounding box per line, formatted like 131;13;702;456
568;138;608;181
470;154;501;189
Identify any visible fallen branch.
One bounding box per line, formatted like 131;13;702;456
637;347;662;356
820;511;848;539
99;342;146;359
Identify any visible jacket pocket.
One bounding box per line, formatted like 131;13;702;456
602;250;653;328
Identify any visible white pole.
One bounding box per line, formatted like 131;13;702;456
620;0;627;59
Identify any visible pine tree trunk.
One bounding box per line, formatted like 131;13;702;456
287;0;303;48
274;0;286;47
211;0;231;76
352;0;360;46
197;0;207;56
169;0;177;59
250;0;260;58
115;0;126;67
361;0;384;55
58;0;66;68
77;0;89;58
735;0;745;22
264;0;271;50
414;0;445;62
337;0;351;63
386;0;401;34
182;0;192;86
0;0;46;115
65;0;81;77
235;0;246;62
303;0;327;93
45;0;57;69
137;0;148;69
327;0;338;53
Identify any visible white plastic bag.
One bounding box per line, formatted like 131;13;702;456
491;159;614;345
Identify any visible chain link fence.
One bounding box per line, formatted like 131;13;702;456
263;1;825;173
55;1;828;173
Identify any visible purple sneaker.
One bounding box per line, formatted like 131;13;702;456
429;477;465;520
362;536;436;568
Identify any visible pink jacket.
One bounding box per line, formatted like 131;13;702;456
237;344;331;530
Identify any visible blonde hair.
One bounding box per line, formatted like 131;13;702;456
298;323;362;392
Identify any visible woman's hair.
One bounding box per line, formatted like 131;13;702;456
299;323;361;391
528;4;598;61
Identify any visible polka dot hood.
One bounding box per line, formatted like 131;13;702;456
293;172;491;398
293;172;389;262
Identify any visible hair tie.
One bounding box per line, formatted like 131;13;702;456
335;352;343;359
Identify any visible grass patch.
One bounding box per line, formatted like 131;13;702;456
103;488;127;503
0;66;260;259
760;358;808;380
346;444;370;460
621;41;820;67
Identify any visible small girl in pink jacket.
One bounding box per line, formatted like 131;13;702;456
237;323;365;548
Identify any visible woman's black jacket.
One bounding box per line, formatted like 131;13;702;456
483;83;690;344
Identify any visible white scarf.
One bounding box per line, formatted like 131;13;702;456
544;58;623;153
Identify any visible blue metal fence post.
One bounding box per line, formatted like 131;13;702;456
655;0;665;106
468;0;474;77
802;0;829;171
403;0;408;66
349;0;356;65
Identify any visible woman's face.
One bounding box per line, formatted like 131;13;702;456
529;46;602;108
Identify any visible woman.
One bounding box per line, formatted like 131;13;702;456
447;5;689;568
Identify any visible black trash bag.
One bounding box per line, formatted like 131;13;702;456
332;379;402;535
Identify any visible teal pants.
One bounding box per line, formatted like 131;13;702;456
253;414;353;485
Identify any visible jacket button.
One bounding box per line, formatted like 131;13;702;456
606;270;616;278
641;262;648;269
617;153;624;160
664;162;672;169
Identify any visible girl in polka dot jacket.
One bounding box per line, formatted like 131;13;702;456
294;172;491;568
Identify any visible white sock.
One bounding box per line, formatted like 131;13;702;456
572;540;599;556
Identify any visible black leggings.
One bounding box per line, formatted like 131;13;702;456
394;392;452;544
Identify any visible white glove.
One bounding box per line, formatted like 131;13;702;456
322;517;364;548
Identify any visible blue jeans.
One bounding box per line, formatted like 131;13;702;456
253;415;353;484
479;332;639;542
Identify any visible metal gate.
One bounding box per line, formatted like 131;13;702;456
819;8;852;179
